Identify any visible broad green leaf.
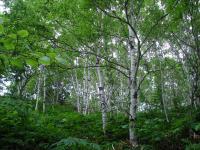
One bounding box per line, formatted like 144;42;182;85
17;30;29;38
0;54;6;59
39;56;51;65
47;52;57;59
4;40;15;50
10;58;23;68
31;52;44;58
194;123;200;131
8;34;17;39
26;59;38;67
0;25;3;34
0;54;9;66
121;124;128;129
55;56;67;65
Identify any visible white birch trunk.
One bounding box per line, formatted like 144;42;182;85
96;48;107;134
71;71;81;113
128;1;138;145
85;66;91;114
35;66;43;111
56;82;59;103
35;76;41;111
43;71;46;113
75;71;81;113
129;47;138;146
83;62;88;115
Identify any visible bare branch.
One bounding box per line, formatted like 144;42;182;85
137;69;160;92
141;13;168;46
140;42;155;59
94;1;140;42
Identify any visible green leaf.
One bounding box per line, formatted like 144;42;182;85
186;144;200;150
0;25;4;34
39;56;51;65
10;58;23;68
8;34;17;39
51;137;100;150
31;52;44;58
4;40;15;50
194;123;200;131
55;56;67;65
47;52;57;59
121;124;128;129
26;59;38;67
0;54;6;59
17;30;29;38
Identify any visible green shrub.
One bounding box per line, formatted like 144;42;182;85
0;96;199;150
50;137;101;150
185;144;200;150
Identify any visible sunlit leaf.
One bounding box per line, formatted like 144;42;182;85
17;30;29;38
47;52;57;59
10;58;23;68
0;25;4;34
26;59;38;67
55;56;67;65
8;34;17;39
4;40;15;50
39;56;51;65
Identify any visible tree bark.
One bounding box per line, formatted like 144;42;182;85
35;76;41;111
43;70;46;113
75;70;81;113
83;61;90;115
128;0;139;146
96;48;107;134
35;66;43;111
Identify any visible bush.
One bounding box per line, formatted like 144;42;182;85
0;96;199;150
50;137;101;150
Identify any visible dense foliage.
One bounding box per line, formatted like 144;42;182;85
0;97;199;150
0;0;200;149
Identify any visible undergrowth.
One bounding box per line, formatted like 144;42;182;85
0;96;199;150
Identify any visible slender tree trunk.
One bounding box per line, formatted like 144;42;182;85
75;71;81;113
53;81;56;107
17;80;21;96
129;48;138;146
85;66;91;114
172;80;179;110
43;71;46;113
35;69;41;111
128;1;138;145
96;48;107;134
35;65;43;111
83;61;89;115
159;54;169;122
71;71;81;113
56;82;59;103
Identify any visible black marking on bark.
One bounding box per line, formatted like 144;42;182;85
134;92;137;98
99;87;104;90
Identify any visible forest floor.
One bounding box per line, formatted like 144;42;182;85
0;96;199;150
